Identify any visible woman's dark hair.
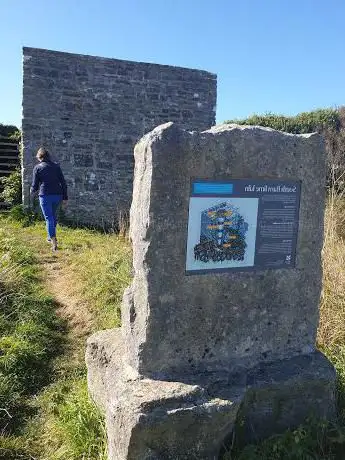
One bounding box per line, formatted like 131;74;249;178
36;147;51;162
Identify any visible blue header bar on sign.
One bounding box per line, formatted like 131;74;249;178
192;182;233;196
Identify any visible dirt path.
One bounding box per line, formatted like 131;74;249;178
43;254;93;338
24;231;94;340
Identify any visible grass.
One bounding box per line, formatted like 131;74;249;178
56;226;131;329
8;213;132;330
0;229;65;437
0;213;131;459
28;379;108;460
225;420;345;460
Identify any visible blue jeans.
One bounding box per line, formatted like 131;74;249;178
39;195;62;239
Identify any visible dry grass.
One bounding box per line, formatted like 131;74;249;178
318;193;345;348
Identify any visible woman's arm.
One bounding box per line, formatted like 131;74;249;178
31;165;40;195
57;165;68;201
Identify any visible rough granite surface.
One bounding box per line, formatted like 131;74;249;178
21;47;216;225
123;122;326;377
86;329;336;460
86;122;336;459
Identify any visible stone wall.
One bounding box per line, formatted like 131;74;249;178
22;47;216;225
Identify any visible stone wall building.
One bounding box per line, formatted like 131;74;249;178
22;47;217;225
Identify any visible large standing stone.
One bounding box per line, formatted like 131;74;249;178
86;123;336;460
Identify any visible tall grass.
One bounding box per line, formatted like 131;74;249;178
57;226;131;329
0;218;127;459
0;230;65;437
226;192;345;459
29;379;107;460
318;192;345;349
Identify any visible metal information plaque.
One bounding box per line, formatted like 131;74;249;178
186;179;301;274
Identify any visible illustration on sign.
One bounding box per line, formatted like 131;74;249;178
186;196;259;272
194;202;248;263
186;179;301;274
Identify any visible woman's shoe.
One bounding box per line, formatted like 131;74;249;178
51;237;58;252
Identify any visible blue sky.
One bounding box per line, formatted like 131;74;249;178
1;0;344;127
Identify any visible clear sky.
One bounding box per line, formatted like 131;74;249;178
1;0;344;127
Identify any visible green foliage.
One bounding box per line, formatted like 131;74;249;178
21;222;131;330
226;419;345;460
37;379;107;460
0;125;22;207
226;341;345;458
225;108;340;134
0;124;19;139
0;168;22;206
7;130;21;142
334;350;345;412
63;229;131;329
0;435;34;460
225;107;345;191
8;204;42;227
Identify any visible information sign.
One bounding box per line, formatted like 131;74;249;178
186;179;301;274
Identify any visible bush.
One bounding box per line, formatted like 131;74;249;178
0;124;19;139
225;108;340;133
8;204;41;227
0;169;22;206
226;107;345;192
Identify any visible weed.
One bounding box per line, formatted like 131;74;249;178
0;435;35;460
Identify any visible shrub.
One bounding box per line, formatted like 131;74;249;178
225;107;345;192
0;168;22;206
225;108;340;133
8;202;42;227
0;124;19;139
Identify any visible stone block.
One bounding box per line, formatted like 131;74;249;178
86;330;335;460
124;122;326;378
74;153;94;167
86;122;336;459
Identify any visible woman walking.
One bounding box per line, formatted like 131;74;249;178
31;147;68;251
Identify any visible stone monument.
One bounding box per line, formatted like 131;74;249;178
86;122;336;459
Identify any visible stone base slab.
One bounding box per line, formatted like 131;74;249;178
86;329;336;460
